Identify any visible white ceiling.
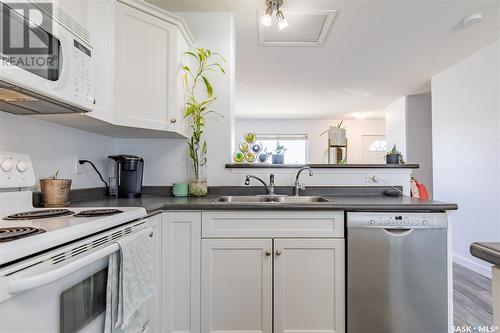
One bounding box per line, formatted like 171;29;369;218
148;0;500;119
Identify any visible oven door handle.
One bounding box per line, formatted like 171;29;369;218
7;243;120;295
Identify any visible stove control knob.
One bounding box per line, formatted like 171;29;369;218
16;160;27;172
422;220;428;226
1;159;13;172
369;220;375;225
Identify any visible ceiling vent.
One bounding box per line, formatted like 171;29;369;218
258;9;338;47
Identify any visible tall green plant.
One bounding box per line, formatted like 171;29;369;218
182;48;225;179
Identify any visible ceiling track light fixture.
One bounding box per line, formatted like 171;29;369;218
260;0;289;30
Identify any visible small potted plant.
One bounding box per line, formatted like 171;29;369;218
182;47;225;197
385;144;406;165
258;147;272;163
39;171;72;207
272;142;287;164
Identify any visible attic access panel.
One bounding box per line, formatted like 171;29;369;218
258;9;338;47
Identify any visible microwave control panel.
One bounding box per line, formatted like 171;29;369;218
72;39;94;106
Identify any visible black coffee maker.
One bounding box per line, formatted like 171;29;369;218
108;155;144;198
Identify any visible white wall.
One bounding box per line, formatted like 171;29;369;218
432;38;500;277
0;112;116;189
406;93;433;196
385;97;407;157
115;138;187;186
235;118;385;164
0;110;193;188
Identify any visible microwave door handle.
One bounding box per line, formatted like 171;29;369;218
7;243;120;295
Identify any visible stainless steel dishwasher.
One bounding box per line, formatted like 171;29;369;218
347;212;449;333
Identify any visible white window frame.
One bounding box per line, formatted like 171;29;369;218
368;139;387;152
256;134;309;164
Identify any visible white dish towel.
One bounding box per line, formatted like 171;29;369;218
104;228;155;333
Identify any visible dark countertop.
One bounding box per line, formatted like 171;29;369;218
70;194;458;215
471;242;500;266
225;163;419;169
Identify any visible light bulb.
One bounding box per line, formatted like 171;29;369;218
276;10;288;29
261;6;273;26
261;14;272;26
278;17;288;29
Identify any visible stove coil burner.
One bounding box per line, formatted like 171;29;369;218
0;227;46;242
3;209;75;220
74;209;124;217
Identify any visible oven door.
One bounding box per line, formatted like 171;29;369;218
0;229;154;333
0;1;94;111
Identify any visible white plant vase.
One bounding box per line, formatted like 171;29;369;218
328;127;347;146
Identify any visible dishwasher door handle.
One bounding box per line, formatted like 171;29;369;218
383;228;413;236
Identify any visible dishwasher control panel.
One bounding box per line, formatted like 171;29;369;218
347;212;448;229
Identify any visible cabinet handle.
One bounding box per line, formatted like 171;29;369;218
170;118;177;123
265;251;272;257
275;250;281;256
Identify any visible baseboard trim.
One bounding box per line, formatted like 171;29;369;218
453;254;492;278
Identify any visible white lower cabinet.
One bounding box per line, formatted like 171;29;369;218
161;211;345;333
201;239;273;333
142;214;162;333
201;238;345;333
274;239;345;333
161;211;202;333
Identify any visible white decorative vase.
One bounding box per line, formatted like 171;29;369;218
328;127;347;146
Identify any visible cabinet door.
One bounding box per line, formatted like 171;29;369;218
201;239;273;333
274;239;345;333
162;212;201;333
86;0;114;123
169;31;189;137
114;2;175;130
143;214;162;333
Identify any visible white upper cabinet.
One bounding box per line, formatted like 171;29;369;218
86;0;114;124
57;0;194;138
114;2;174;130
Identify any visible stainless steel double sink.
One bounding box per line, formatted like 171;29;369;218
213;195;331;203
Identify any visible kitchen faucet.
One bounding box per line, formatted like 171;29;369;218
244;174;276;195
294;166;313;196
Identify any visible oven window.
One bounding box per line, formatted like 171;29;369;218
1;3;62;81
60;268;108;333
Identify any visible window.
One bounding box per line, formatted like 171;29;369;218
257;134;308;164
368;140;387;152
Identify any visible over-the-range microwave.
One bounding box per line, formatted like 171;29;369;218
0;0;94;115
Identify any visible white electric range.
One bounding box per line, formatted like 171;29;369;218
0;151;150;333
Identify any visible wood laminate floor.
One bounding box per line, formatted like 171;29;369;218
454;263;493;326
